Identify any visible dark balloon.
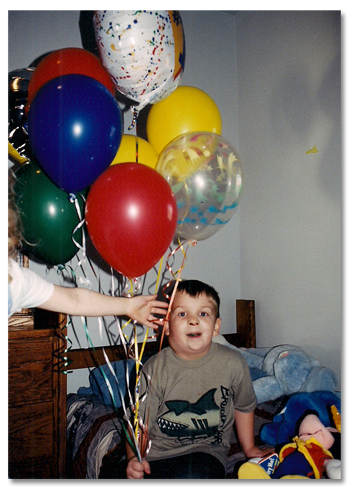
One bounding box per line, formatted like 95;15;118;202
27;74;123;193
8;68;34;162
14;161;85;265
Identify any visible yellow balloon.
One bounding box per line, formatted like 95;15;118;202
110;135;158;169
147;86;222;154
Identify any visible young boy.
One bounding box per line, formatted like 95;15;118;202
126;280;271;479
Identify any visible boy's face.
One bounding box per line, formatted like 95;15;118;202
165;290;221;360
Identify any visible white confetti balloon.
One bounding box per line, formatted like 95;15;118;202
94;10;185;115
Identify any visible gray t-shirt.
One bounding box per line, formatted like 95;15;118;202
137;342;256;470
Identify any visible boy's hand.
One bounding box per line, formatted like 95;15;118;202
126;456;151;479
243;445;274;459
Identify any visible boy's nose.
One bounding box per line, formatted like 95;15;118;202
188;317;199;325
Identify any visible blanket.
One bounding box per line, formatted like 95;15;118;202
67;394;123;479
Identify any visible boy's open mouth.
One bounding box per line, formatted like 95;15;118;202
187;332;201;338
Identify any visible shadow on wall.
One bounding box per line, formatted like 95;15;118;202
268;54;340;202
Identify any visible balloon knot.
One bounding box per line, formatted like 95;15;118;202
68;193;77;203
189;240;198;247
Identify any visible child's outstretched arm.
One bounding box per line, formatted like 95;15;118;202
234;409;273;459
40;286;168;329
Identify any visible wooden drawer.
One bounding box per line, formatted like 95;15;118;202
9;456;55;479
8;314;67;479
9;402;54;459
8;401;56;478
9;360;52;405
8;338;52;366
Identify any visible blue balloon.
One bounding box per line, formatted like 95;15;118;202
28;74;123;193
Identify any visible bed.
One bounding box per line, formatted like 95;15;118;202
65;299;340;479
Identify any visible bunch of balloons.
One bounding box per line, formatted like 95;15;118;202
9;10;244;279
9;26;183;275
9;47;123;265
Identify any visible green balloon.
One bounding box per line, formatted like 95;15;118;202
14;161;85;265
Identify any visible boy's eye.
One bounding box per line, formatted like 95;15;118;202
178;312;186;317
199;312;208;317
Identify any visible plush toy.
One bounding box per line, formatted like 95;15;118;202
213;336;338;404
238;408;341;480
260;390;341;447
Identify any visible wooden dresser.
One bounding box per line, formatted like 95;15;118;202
8;309;67;479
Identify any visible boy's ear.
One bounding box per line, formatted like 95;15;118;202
164;320;170;336
212;317;221;337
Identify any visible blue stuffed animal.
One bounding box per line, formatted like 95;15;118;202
213;337;338;404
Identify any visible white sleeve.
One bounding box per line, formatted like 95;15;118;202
8;259;54;317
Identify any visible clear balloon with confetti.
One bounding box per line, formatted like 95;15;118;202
157;131;244;242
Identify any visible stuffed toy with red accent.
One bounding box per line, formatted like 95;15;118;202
238;408;341;480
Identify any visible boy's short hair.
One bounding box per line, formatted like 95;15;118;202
174;280;221;319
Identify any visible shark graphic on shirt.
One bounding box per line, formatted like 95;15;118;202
157;388;220;442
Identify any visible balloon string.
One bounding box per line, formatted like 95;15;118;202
163;239;197;316
54;312;73;374
59;261;142;455
54;264;80;374
127;253;166;459
58;242;142;455
87;315;143;461
136;253;164;367
137;240;196;459
154;256;164;294
128;106;139;130
156;240;193;350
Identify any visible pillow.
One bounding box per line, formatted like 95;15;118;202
89;359;136;409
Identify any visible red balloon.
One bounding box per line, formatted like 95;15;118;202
27;47;115;106
85;163;178;279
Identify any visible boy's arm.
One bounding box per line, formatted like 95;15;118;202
234;409;273;459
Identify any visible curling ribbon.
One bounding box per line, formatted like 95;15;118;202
54;312;73;374
157;239;197;349
137;239;197;458
129;253;166;452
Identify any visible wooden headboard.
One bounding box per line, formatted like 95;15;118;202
67;299;256;371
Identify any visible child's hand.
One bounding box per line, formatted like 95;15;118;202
244;446;274;460
126;456;151;479
127;294;168;329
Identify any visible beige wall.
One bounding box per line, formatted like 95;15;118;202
236;11;341;386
